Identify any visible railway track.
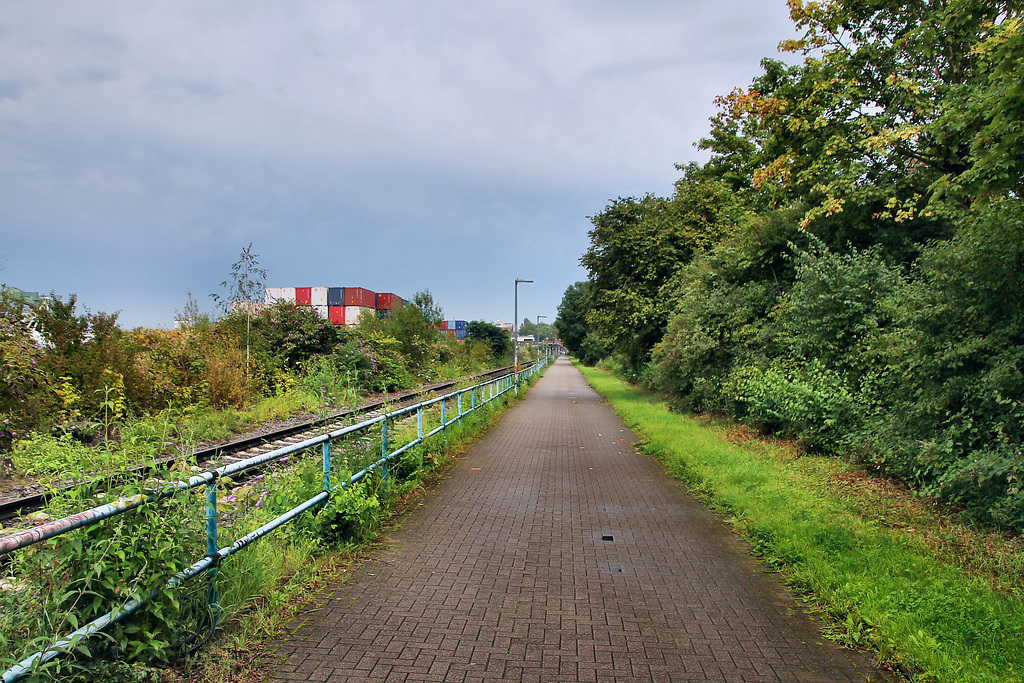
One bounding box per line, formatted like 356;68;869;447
0;363;528;524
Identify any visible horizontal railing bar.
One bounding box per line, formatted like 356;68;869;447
1;357;555;682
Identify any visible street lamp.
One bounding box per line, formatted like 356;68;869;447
514;278;533;381
536;315;547;356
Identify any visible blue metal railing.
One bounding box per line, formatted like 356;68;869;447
0;356;553;682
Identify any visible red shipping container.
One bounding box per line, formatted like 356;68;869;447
439;321;449;331
328;306;346;325
295;287;312;305
343;287;376;308
376;292;400;310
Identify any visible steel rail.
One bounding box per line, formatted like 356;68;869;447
0;363;532;522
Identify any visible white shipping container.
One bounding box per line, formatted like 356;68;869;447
344;306;374;326
314;305;329;320
311;286;328;307
264;287;296;305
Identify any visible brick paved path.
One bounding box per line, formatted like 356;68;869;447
266;358;891;682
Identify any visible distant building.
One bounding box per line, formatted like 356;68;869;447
2;286;48;307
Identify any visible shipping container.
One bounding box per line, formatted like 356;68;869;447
327;287;345;306
439;321;449;331
314;305;329;320
344;305;374;326
446;330;457;338
343;287;376;308
311;286;328;307
455;329;468;340
328;306;346;325
264;287;296;305
376;292;403;310
295;287;312;305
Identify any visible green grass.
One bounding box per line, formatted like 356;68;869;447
577;362;1024;683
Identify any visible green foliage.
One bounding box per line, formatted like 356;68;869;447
466;320;511;360
653;209;804;412
578;0;1024;535
554;282;603;364
0;293;56;449
10;433;120;476
313;481;381;544
258;303;347;371
728;359;861;453
865;200;1024;528
5;488;206;677
31;294;136;422
209;243;267;314
581;175;739;372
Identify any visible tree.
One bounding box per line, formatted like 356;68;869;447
31;294;133;420
210;243;267;314
581;166;740;372
555;283;590;357
467;321;511;359
555;282;608;366
210;243;268;373
700;0;1019;236
174;292;212;331
384;290;445;367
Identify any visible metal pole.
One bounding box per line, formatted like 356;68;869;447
381;419;388;490
514;278;532;387
322;442;331;492
205;480;220;623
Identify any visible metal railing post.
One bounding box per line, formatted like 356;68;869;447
381;419;389;490
322;441;331;493
417;406;423;466
441;399;447;444
458;393;463;428
205;480;220;623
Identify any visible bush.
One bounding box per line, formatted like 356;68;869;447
865;200;1024;528
728;359;861;453
653;209;803;412
0;296;56;449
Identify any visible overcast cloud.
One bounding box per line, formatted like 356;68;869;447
0;1;796;328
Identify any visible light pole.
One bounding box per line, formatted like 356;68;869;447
514;278;533;382
536;315;547;358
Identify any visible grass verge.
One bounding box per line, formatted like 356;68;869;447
576;362;1024;683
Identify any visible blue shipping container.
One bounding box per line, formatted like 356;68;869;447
327;287;345;306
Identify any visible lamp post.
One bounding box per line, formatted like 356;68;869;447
536;315;547;358
514;278;533;383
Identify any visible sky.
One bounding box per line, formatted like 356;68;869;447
0;1;798;330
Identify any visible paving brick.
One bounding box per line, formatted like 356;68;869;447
265;358;893;682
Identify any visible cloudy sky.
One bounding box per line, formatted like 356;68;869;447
0;1;797;329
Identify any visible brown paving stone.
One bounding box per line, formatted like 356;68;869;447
266;358;894;682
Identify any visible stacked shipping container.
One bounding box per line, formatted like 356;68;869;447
439;320;469;340
264;286;404;327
